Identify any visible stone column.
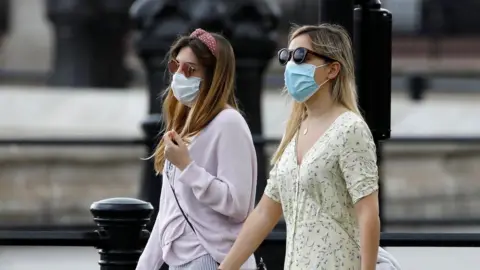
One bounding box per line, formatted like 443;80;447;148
46;0;134;88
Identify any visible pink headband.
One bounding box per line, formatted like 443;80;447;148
190;28;217;57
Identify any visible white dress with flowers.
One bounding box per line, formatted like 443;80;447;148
264;111;379;270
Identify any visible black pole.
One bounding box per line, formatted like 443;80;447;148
320;0;354;37
0;0;9;47
45;0;133;88
321;0;391;224
90;197;153;270
353;0;392;230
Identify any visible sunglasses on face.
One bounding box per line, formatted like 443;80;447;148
168;59;197;77
277;47;334;66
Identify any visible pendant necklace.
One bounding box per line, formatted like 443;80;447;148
302;116;309;135
303;123;309;135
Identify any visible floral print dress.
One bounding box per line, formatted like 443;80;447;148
264;111;379;270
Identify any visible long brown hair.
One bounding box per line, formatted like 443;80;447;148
272;24;361;164
153;31;238;173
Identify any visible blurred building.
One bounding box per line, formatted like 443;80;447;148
0;0;479;231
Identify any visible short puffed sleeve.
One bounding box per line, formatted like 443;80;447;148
264;164;281;203
339;120;379;204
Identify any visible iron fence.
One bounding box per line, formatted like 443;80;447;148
2;229;480;248
1;196;480;270
1;136;480;146
1;212;480;270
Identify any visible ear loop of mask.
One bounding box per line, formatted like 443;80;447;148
300;63;330;102
301;78;330;102
314;63;331;89
315;63;329;69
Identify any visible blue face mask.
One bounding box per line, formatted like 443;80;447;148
284;61;329;102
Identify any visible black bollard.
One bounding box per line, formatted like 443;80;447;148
353;0;392;229
45;0;134;88
91;197;154;270
409;75;428;101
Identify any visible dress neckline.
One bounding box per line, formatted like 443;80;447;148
294;111;351;167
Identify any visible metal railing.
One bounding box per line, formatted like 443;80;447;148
2;231;480;248
1;135;480;146
1;201;480;270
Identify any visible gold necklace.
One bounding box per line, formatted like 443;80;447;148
303;126;308;135
303;119;309;135
301;114;309;135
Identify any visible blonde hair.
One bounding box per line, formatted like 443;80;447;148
153;32;238;173
271;23;361;164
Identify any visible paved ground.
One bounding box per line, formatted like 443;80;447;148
0;245;479;270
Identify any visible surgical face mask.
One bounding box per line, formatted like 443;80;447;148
284;62;329;102
171;73;202;106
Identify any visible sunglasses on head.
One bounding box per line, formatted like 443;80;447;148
168;59;197;77
277;47;334;66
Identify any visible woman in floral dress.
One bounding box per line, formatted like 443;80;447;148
219;23;380;270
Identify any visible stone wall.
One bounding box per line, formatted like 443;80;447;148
1;142;479;226
0;146;144;225
383;143;480;220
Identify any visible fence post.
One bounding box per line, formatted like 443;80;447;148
90;197;154;270
353;0;392;227
45;0;134;88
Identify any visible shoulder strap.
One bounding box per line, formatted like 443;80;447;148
168;182;197;234
166;163;266;269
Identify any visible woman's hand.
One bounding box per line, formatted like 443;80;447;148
164;130;192;171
